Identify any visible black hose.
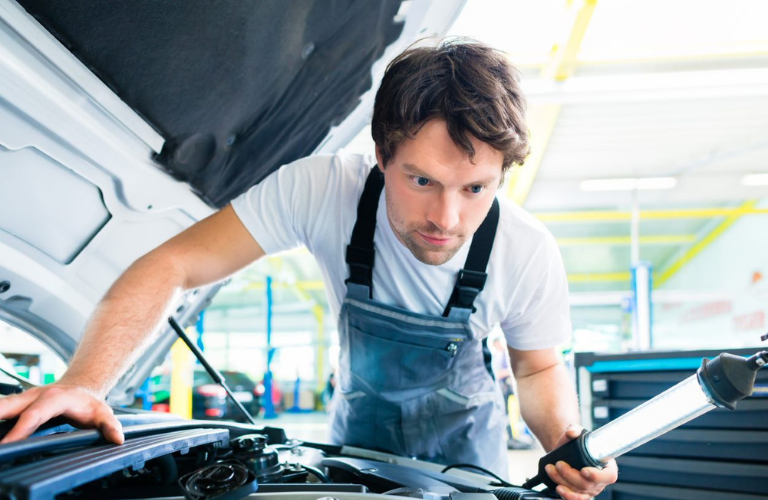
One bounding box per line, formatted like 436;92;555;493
492;487;558;500
301;464;330;483
440;463;513;487
521;474;541;490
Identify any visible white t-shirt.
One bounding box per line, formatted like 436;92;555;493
232;153;572;350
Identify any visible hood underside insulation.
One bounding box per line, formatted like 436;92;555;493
18;0;404;207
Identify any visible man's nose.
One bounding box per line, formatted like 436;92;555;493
427;193;460;232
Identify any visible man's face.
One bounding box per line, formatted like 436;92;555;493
377;119;503;266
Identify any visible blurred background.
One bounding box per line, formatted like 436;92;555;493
2;0;767;484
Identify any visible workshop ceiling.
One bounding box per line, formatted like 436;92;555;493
448;0;768;296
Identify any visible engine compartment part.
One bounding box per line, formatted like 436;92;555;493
0;419;555;500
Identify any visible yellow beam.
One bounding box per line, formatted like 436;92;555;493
297;280;325;291
568;272;631;283
536;206;768;223
244;280;325;292
557;235;696;246
506;104;561;204
656;200;758;287
506;0;597;205
543;0;598;82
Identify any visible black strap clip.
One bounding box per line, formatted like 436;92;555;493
444;269;488;315
344;245;375;296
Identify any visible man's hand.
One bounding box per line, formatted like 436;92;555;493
0;384;123;444
544;424;618;500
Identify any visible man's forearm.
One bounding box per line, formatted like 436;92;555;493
59;251;186;397
515;362;580;451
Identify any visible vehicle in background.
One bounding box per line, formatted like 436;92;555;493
147;369;264;421
219;370;265;422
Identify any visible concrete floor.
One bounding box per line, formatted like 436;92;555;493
265;411;543;486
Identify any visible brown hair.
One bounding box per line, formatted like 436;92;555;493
371;38;529;175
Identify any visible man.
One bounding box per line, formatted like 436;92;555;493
0;39;616;499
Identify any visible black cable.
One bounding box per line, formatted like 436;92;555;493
521;474;542;490
440;463;513;487
301;464;330;483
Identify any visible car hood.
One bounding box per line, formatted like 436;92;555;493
0;0;465;403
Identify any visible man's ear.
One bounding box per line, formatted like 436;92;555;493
375;145;385;169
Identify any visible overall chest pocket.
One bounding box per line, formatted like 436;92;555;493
347;313;468;393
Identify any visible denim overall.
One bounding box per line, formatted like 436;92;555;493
329;166;509;477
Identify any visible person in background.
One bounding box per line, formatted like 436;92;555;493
491;336;533;450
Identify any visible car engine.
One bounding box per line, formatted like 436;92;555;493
0;415;555;500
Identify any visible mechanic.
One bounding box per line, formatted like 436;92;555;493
0;39;617;499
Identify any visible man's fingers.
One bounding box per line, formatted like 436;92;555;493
547;459;615;500
92;406;124;445
582;460;618;484
555;484;592;500
564;424;584;439
0;391;36;421
545;463;573;490
551;461;594;492
0;400;61;443
0;386;125;446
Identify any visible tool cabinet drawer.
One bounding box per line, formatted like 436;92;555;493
597;482;767;500
625;429;768;462
610;456;768;495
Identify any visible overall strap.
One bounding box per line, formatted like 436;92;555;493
443;198;500;317
443;197;500;379
345;165;384;298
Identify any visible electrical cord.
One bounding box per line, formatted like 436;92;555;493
440;463;514;487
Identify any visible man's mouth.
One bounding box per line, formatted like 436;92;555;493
418;232;453;246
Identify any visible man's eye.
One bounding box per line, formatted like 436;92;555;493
469;185;484;194
415;176;430;187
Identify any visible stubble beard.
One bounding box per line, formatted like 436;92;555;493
385;194;465;266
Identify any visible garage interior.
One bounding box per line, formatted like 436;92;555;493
2;1;768;499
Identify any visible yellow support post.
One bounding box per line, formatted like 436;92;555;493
656;200;759;287
506;0;597;205
313;305;325;393
169;337;193;419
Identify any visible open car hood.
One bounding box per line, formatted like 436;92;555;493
0;0;465;403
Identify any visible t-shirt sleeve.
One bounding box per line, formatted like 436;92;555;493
500;232;572;350
230;155;340;255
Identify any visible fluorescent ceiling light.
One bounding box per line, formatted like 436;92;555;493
742;173;768;186
636;177;677;190
580;177;677;192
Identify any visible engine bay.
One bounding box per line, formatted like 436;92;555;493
0;414;554;500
